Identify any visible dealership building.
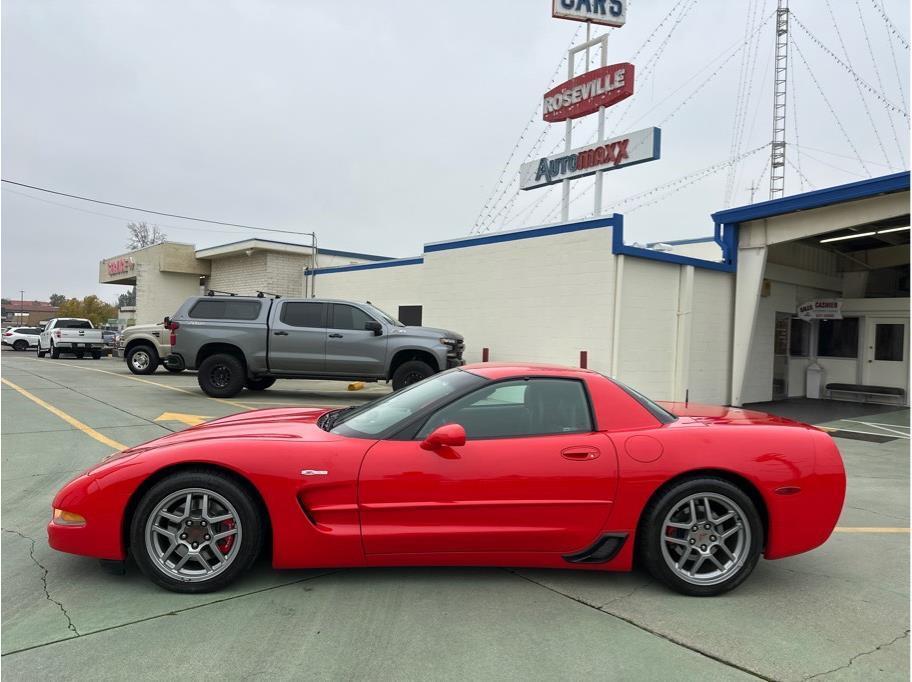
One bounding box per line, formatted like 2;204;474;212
99;171;909;407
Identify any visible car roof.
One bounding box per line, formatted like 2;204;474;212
461;362;598;380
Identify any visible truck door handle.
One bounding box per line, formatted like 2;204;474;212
273;331;288;336
561;447;600;461
328;333;343;338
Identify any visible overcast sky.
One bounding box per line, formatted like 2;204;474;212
2;0;909;301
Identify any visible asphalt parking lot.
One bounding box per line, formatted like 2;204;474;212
1;350;909;680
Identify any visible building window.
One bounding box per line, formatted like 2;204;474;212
874;324;905;361
817;318;859;358
789;318;811;357
398;305;423;326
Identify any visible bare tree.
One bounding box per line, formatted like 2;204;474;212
126;221;167;250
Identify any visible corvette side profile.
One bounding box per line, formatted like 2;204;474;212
48;364;846;596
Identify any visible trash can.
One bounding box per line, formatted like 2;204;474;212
806;362;824;399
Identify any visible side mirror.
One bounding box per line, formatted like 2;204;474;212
364;320;383;336
420;424;466;451
163;316;171;327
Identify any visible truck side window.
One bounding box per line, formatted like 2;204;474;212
189;300;261;320
330;304;374;331
281;302;325;328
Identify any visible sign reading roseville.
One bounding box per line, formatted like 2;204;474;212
797;299;843;320
552;0;627;28
520;127;661;190
543;63;634;123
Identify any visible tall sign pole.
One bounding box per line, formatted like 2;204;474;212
769;0;790;199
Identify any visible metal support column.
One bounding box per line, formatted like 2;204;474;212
769;0;789;199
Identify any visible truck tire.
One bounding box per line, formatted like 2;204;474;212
50;343;60;359
92;350;102;360
165;366;184;374
36;342;46;358
75;351;85;359
391;360;434;391
126;344;158;375
198;354;246;398
245;377;276;391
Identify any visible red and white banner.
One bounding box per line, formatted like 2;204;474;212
519;127;661;190
543;63;634;123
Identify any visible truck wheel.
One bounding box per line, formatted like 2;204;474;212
198;354;246;398
12;340;28;351
92;351;102;360
36;342;46;358
165;366;184;374
391;360;434;391
245;377;276;391
127;345;158;375
50;343;60;359
75;351;85;359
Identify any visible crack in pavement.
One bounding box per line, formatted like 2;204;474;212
1;569;339;657
3;528;80;638
503;569;773;681
596;578;655;609
844;505;910;522
803;630;910;680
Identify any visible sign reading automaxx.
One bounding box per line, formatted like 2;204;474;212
543;63;633;123
519;127;660;190
552;0;626;28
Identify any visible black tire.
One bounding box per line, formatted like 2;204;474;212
36;342;46;358
12;340;28;352
165;365;184;374
198;353;246;398
91;351;102;360
638;477;763;597
129;469;262;593
245;377;276;391
50;343;60;359
391;360;434;391
75;351;85;359
126;344;158;375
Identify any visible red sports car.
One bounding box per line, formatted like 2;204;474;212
48;364;846;596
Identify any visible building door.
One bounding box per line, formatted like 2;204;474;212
772;313;790;400
863;317;909;394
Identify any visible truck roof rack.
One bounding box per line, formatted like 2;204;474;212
205;289;238;297
255;291;282;299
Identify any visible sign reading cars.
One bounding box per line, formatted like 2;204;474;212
552;0;626;28
519;127;661;190
543;63;634;123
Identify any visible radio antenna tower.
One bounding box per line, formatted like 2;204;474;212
769;0;789;199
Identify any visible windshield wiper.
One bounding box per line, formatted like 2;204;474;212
319;406;359;431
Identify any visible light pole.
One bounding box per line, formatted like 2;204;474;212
19;290;24;326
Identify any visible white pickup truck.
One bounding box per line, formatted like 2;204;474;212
37;318;106;359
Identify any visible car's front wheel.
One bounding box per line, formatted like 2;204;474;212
36;342;46;358
391;360;434;391
126;345;158;375
639;477;763;597
130;470;262;593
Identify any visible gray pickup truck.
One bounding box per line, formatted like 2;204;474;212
164;296;465;398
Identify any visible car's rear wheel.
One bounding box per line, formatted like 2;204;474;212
126;345;158;375
50;343;60;359
91;350;102;359
245;377;276;391
12;339;28;351
130;470;262;593
639;477;762;597
391;360;434;391
198;353;246;398
75;351;85;359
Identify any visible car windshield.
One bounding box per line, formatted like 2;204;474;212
331;369;485;438
363;303;404;327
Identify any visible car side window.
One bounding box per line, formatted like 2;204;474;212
281;302;325;328
416;378;594;440
330;304;374;331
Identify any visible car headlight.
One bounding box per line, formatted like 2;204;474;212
439;337;459;346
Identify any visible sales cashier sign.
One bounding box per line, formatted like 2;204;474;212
552;0;626;27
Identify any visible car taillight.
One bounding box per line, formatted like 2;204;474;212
2;332;11;336
54;330;61;338
166;321;179;346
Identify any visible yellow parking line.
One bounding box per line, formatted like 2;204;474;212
2;377;126;451
835;527;910;533
27;358;254;410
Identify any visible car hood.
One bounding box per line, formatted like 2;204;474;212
121;323;163;336
658;401;814;428
393;326;463;340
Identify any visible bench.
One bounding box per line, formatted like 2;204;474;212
825;383;906;405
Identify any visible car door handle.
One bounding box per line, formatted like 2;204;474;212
273;331;288;336
561;447;600;461
328;333;343;338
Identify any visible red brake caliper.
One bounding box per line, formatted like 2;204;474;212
218;519;236;555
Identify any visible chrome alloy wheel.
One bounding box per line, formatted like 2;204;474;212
144;488;242;583
660;492;751;586
131;350;151;371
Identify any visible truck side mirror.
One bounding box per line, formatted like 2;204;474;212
364;320;383;336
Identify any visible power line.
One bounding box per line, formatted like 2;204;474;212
870;0;909;49
0;179;312;236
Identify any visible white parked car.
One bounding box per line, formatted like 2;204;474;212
2;326;42;351
38;318;106;359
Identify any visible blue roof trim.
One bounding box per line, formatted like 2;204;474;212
646;236;716;246
711;171;910;225
424;215;620;253
612;214;735;273
201;237;394;262
311;257;423;275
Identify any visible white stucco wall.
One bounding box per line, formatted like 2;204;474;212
134;268;202;325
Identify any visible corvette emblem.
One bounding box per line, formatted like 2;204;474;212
300;469;329;476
